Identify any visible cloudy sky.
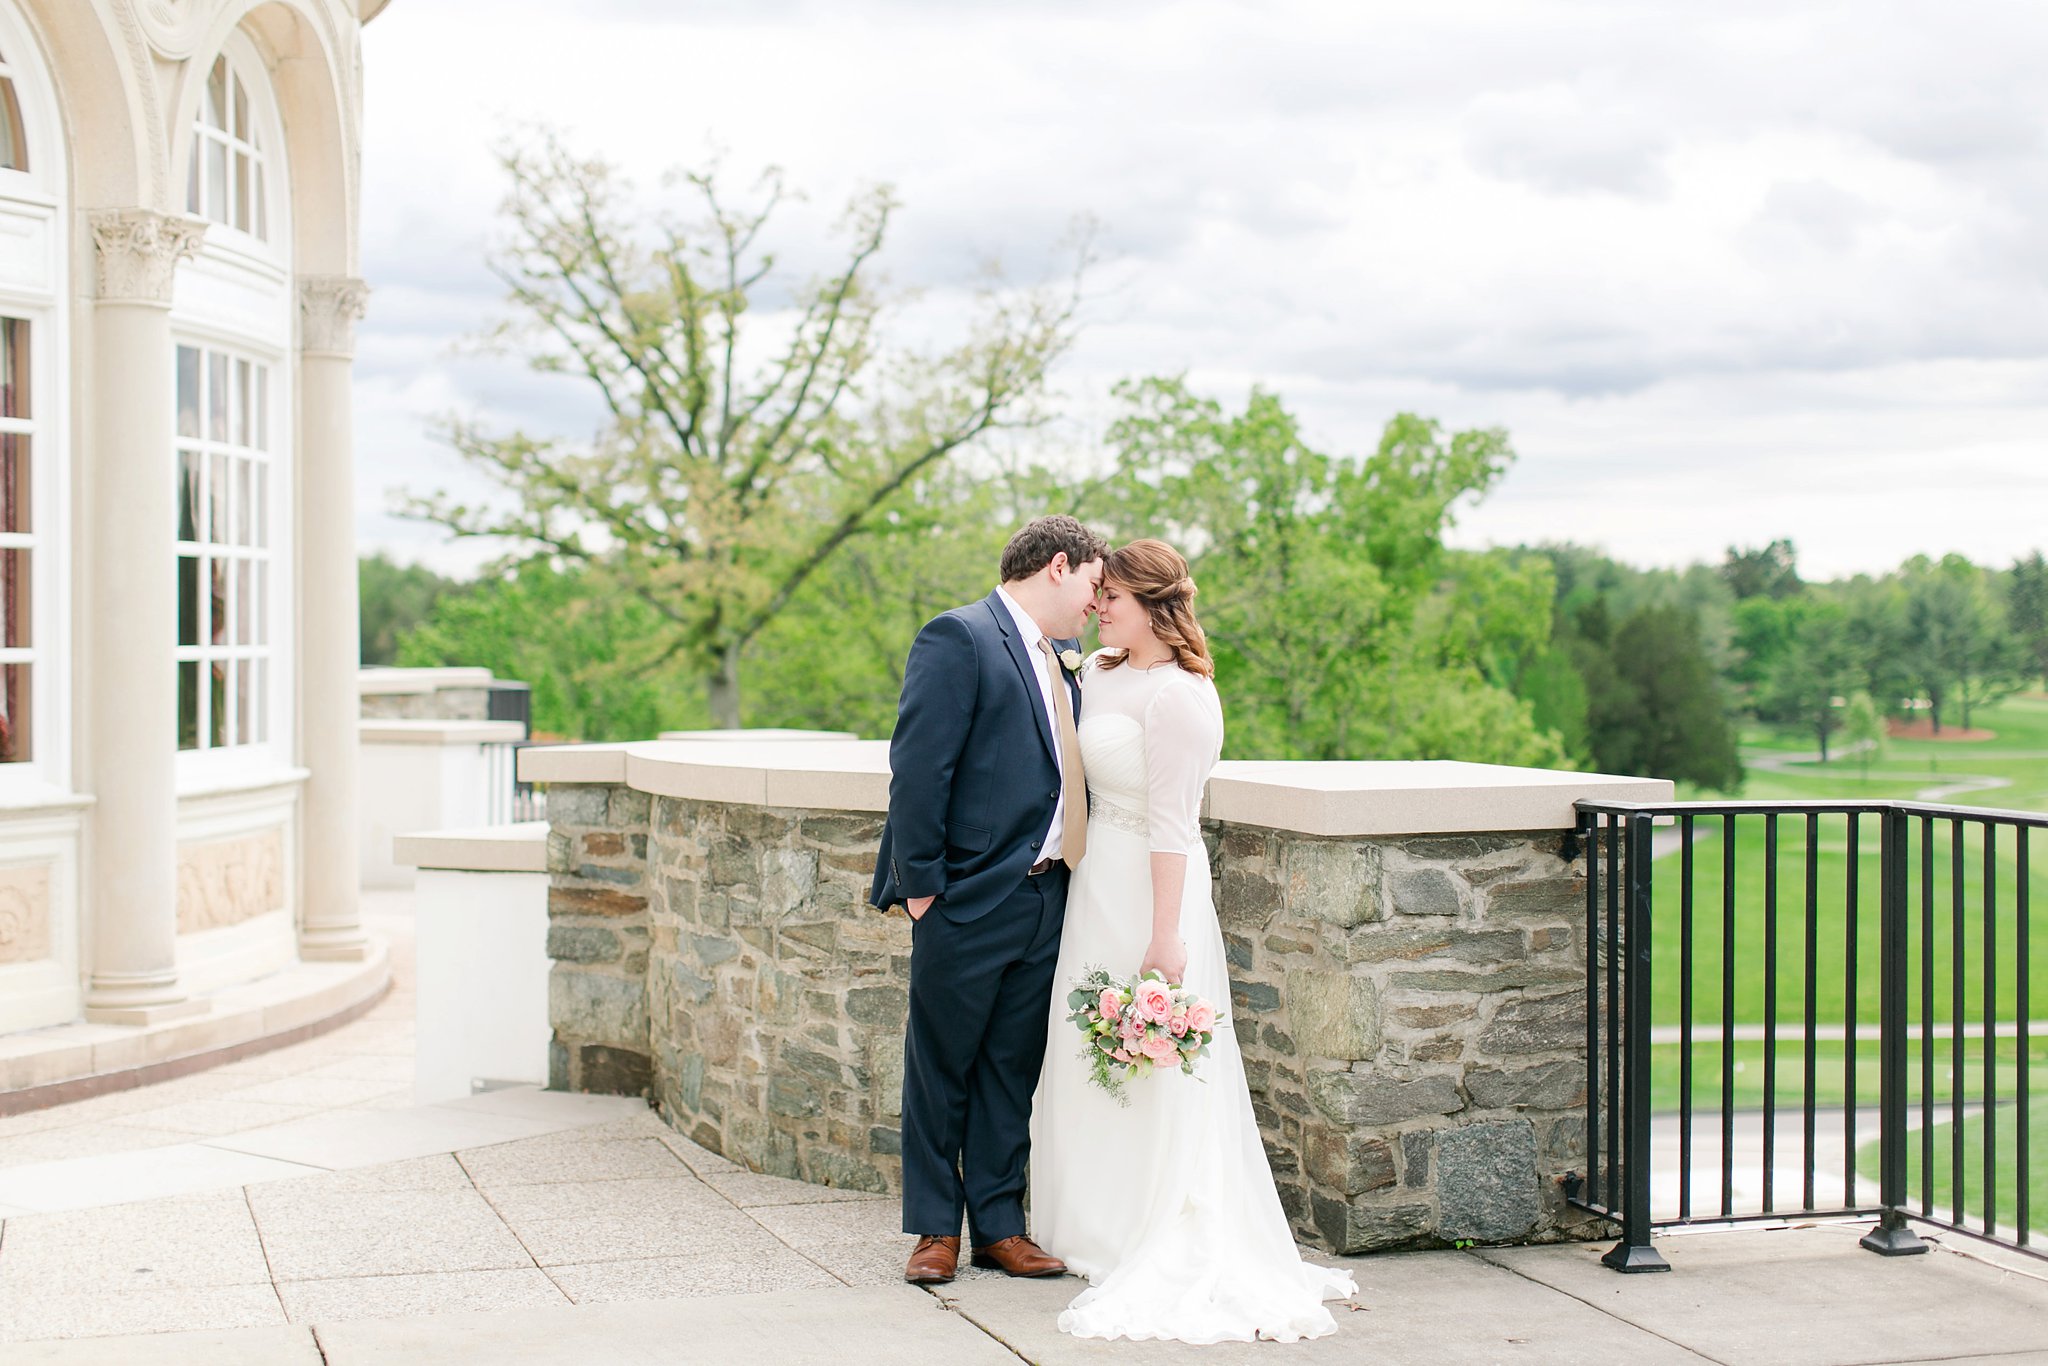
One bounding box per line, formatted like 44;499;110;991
356;0;2048;582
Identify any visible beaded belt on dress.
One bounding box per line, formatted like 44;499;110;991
1088;794;1149;836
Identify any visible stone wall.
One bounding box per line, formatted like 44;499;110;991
545;781;1601;1252
544;783;655;1097
358;687;493;722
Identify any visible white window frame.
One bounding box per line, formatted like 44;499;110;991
0;8;70;804
172;29;293;796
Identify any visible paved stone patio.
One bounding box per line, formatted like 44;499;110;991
2;892;2045;1362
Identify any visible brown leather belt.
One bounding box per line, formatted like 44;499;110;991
1026;857;1059;876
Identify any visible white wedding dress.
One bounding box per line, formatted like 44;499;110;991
1028;658;1356;1344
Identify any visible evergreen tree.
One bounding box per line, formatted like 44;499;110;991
1579;601;1742;790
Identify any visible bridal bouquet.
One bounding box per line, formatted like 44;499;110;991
1065;967;1222;1104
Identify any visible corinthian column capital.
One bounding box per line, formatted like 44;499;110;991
299;276;372;358
88;209;206;305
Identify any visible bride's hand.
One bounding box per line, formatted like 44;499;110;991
1140;936;1188;985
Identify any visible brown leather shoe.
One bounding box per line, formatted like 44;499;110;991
905;1234;961;1284
970;1234;1067;1277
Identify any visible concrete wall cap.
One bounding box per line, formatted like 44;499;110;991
655;728;859;742
358;719;527;746
527;740;1673;834
357;667;497;696
394;822;550;873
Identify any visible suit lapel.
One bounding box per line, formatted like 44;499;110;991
985;592;1059;765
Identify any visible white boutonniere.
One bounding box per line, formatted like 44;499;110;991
1059;648;1084;674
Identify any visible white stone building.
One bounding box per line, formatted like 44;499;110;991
0;0;387;1051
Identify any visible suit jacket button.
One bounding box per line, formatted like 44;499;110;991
1031;840;1041;850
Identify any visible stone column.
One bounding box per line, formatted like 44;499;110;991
82;210;208;1023
295;276;372;961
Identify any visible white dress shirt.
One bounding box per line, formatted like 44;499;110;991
994;585;1068;862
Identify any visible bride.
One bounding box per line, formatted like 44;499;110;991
1028;538;1357;1344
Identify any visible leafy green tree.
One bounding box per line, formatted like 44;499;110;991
1083;379;1560;764
1576;600;1742;790
1722;539;1802;601
1900;555;2027;731
399;132;1084;726
396;561;703;742
1842;691;1886;779
2010;551;2048;689
359;554;455;666
1756;600;1859;761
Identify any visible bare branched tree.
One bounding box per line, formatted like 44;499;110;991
400;131;1086;725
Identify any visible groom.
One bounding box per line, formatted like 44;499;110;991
870;515;1109;1285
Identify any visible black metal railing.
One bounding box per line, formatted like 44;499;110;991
1566;799;2044;1272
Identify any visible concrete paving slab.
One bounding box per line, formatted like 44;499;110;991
0;1142;326;1213
204;1104;570;1169
655;1130;745;1176
262;1152;476;1194
222;1074;410;1109
702;1168;894;1208
430;1087;649;1126
275;1267;569;1322
0;1122;191;1165
0;1191;271;1295
311;1282;1023;1365
109;1097;321;1137
1477;1223;2048;1366
499;1203;790;1267
248;1187;533;1281
543;1246;841;1303
455;1136;693;1187
473;1172;729;1223
0;1282;287;1344
5;1324;322;1365
939;1251;1715;1365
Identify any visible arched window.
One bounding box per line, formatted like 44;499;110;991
0;23;62;783
186;53;267;241
173;33;289;776
0;45;27;172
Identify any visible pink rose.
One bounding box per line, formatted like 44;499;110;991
1120;1017;1144;1044
1133;979;1173;1024
1099;988;1122;1022
1112;1048;1133;1063
1140;1034;1178;1064
1169;1016;1188;1037
1185;1000;1216;1035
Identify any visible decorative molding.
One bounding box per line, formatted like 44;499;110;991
134;0;211;60
108;4;170;205
88;209;207;305
298;274;370;355
0;861;51;964
177;828;285;935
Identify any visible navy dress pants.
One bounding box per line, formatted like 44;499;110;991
899;866;1067;1243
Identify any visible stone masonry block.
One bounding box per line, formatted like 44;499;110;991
1435;1120;1540;1242
1389;866;1461;917
1464;1060;1585;1112
1285;969;1382;1061
549;967;648;1050
1281;840;1385;927
546;785;612;826
1307;1069;1463;1126
1479;991;1586;1056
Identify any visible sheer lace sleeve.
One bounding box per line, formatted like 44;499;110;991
1143;673;1223;855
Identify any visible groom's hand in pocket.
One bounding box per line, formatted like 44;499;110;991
906;895;935;921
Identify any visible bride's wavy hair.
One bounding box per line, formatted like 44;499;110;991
1097;539;1214;679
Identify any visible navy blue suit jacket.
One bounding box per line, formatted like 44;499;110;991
870;591;1082;924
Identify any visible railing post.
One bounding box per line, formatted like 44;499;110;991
1861;808;1928;1256
1603;811;1670;1272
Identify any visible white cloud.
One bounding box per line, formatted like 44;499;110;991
356;0;2048;580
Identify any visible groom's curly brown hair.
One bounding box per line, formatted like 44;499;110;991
999;515;1110;584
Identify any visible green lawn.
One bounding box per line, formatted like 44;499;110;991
1640;811;2048;1030
1647;1035;2048;1111
1854;1099;2048;1234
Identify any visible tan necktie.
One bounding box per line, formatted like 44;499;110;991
1036;638;1088;867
